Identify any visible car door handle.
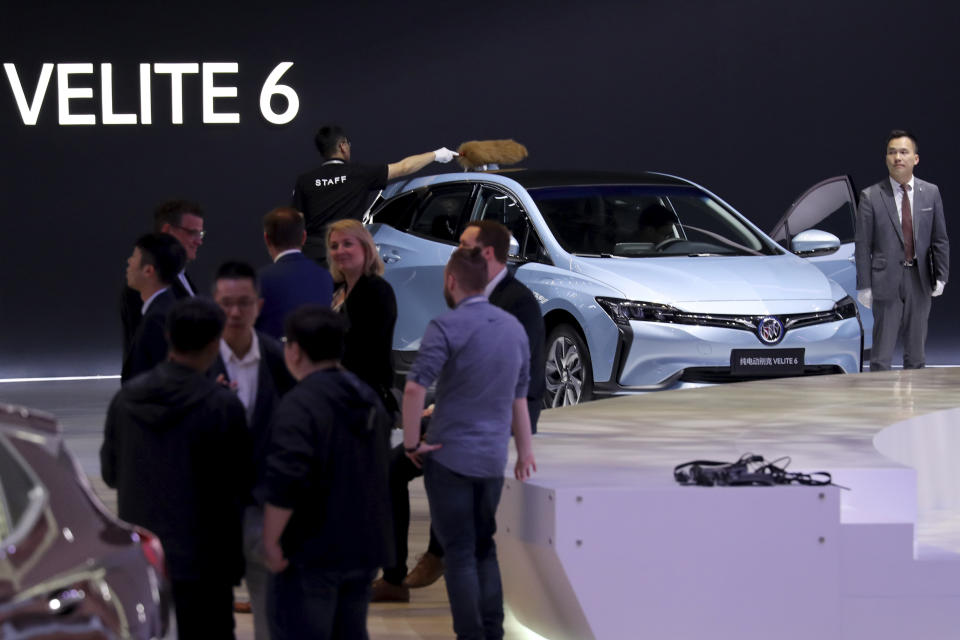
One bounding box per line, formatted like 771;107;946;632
382;252;402;264
848;255;856;262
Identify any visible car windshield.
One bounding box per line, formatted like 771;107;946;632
528;185;780;257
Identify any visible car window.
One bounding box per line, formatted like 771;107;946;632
409;186;474;244
523;227;547;262
476;187;547;262
530;185;778;257
770;177;856;245
0;437;37;541
371;190;420;230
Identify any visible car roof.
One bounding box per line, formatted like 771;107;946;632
380;168;703;201
488;169;692;189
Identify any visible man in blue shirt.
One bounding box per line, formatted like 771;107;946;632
402;247;536;640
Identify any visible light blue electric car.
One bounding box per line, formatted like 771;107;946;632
367;170;866;407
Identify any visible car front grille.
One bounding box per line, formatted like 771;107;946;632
658;309;847;334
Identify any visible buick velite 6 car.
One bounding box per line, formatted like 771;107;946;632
367;170;864;407
0;403;170;639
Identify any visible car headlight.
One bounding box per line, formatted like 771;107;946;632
596;297;681;326
833;295;858;320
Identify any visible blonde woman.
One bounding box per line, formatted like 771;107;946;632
326;219;398;412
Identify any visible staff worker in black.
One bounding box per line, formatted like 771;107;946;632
291;124;458;264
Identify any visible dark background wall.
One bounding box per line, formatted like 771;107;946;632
1;1;956;377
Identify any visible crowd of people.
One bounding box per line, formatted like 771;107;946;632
102;125;544;640
102;124;948;640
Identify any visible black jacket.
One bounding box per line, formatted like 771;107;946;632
101;361;252;582
208;331;295;485
489;271;546;402
258;367;393;570
121;289;177;383
121;274;196;361
340;274;398;411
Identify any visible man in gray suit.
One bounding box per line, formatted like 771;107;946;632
855;130;950;370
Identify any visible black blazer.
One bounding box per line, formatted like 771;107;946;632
121;288;177;383
339;274;398;410
121;272;196;359
255;252;334;340
208;331;295;479
489;271;546;402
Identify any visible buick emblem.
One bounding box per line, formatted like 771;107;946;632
757;316;784;345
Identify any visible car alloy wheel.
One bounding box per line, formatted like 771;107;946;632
545;325;593;408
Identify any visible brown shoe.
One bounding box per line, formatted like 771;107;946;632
402;552;445;588
370;577;410;602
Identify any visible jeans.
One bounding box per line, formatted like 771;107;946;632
424;460;505;640
267;564;376;640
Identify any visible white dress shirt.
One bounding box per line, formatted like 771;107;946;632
484;264;508;298
178;270;195;296
889;175;915;225
273;248;302;263
220;331;261;422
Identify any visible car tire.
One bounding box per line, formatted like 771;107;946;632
544;324;593;408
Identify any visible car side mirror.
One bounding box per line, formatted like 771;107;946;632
508;235;520;259
791;229;841;257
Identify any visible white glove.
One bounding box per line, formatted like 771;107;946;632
856;288;872;309
933;280;946;297
433;147;459;163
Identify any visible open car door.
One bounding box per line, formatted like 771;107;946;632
769;175;872;350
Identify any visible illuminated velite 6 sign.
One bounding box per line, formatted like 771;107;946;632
2;62;299;125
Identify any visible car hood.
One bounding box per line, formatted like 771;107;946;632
570;254;841;314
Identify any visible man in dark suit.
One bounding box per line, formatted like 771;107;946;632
209;261;295;640
121;233;186;383
855;130;950;370
372;220;546;601
256;206;334;340
121;200;206;359
102;298;251;639
462;220;546;428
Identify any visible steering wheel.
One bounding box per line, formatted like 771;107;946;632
654;236;685;251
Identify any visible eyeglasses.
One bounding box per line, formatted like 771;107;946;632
174;225;206;240
216;298;257;310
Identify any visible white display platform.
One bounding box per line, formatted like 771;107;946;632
498;369;960;640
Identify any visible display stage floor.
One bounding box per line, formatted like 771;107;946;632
499;367;960;640
2;367;959;639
